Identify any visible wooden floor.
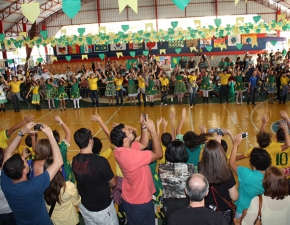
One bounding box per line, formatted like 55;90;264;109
0;97;289;170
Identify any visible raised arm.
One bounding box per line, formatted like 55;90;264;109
161;117;168;135
279;120;290;151
170;109;176;139
156;117;162;138
41;125;63;181
54;115;71;144
176;108;186;135
139;114;149;150
3;122;35;165
91;113;111;141
7;115;34;137
259;115;269;133
229;133;243;175
222;128;234;145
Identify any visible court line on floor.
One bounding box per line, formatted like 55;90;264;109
92;105;123;137
249;100;268;132
188;105;194;132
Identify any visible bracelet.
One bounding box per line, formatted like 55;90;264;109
59;121;63;126
141;126;147;130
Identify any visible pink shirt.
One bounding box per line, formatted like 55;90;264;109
114;142;155;204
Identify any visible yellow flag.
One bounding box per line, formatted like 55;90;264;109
160;49;166;54
236;17;244;24
99;26;106;33
21;3;40;24
60;29;67;35
21;58;26;63
220;44;227;51
118;0;138;13
194;20;201;27
277;14;286;22
145;23;153;30
51;56;58;62
235;0;240;5
19;32;27;38
251;42;258;48
190;47;197;52
82;55;88;60
116;52;123;58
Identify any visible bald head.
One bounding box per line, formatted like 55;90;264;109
185;173;209;202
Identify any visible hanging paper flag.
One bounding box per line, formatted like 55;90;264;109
160;49;166;54
205;46;213;52
270;40;277;46
121;25;129;32
99;54;105;60
62;0;81;19
227;34;241;46
277;14;286;22
253;16;261;23
194;20;201;27
40;30;48;38
236;43;243;50
145;23;153;30
82;55;88;60
65;56;72;61
214;19;222;28
235;0;240;5
37;58;43;63
98;26;106;33
143;50;149;56
7;59;14;64
78;28;86;36
172;0;190;11
118;0;138;13
19;32;27;38
175;48;181;54
129;51;136;57
21;3;40;23
190;47;197;52
51;56;58;62
0;34;4;42
171;21;178;29
116;52;123;58
219;44;227;51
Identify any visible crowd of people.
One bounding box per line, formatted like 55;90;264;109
1;106;290;225
1;49;290;112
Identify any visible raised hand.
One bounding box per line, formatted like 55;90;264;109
233;133;243;146
24;115;34;123
54;115;62;123
91;113;103;123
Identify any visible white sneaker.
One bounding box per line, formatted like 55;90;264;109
164;104;167;106
160;102;163;106
240;101;243;105
236;102;240;104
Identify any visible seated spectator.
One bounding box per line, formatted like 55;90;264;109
43;159;81;225
242;166;290;225
168;173;227;225
199;139;238;225
1;123;63;225
230;133;271;222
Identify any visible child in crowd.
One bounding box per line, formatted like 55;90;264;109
70;77;82;109
26;81;41;111
0;76;8;112
125;72;138;105
55;79;69;111
45;78;57;110
146;75;158;106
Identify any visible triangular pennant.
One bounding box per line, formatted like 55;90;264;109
172;0;190;10
51;56;58;62
205;46;212;52
190;47;197;52
214;19;222;27
143;50;149;56
82;55;88;60
99;54;105;60
40;30;48;38
0;34;4;42
129;51;136;57
253;16;261;23
62;0;81;19
118;0;138;13
37;58;43;63
78;28;86;36
65;56;72;61
21;3;40;23
270;40;277;46
171;21;178;29
160;49;166;54
175;48;181;54
236;43;243;50
121;25;129;32
116;52;123;58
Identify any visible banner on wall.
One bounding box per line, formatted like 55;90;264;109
241;34;257;45
168;41;184;48
28;59;35;69
126;59;138;69
56;45;68;55
94;44;108;52
156;56;171;66
110;43;126;51
68;45;80;54
145;42;158;50
227;34;241;46
128;43;143;49
200;38;212;48
214;38;226;48
186;39;198;47
80;45;94;53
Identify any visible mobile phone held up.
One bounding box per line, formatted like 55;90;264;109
34;124;43;131
142;113;147;121
242;132;248;139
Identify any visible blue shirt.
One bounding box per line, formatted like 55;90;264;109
235;166;264;213
1;170;52;225
249;76;257;87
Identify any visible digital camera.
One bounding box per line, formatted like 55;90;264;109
34;124;43;131
208;128;224;136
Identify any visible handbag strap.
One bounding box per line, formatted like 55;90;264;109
211;186;236;210
211;186;220;211
49;201;56;217
253;195;263;224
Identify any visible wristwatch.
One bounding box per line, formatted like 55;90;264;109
17;130;24;137
141;126;147;130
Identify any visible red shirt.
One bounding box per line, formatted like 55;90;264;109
114;142;155;204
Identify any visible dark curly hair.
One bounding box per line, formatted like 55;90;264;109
110;124;126;147
92;137;103;155
250;147;271;171
276;127;285;142
161;133;172;147
43;159;66;205
165;140;188;163
183;131;212;151
256;131;272;148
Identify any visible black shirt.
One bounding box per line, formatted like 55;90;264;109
168;207;227;225
188;60;195;69
72;154;114;211
179;59;187;68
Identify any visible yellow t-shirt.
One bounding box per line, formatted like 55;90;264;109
87;77;98;90
137;77;146;89
159;145;167;164
0;130;9;149
244;142;287;169
114;78;124;91
159;77;169;87
280;77;289;86
18;145;35;159
31;86;39;94
188;75;198;87
219;74;231;85
99;147;113;159
9;81;22;93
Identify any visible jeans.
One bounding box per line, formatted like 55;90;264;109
189;86;197;105
90;90;99;106
0;212;17;225
247;87;256;104
116;90;123;105
280;85;288;103
161;198;189;225
122;198;155;225
219;85;229;103
161;90;168;104
137;92;146;106
79;201;118;225
80;88;88;98
11;93;20;111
